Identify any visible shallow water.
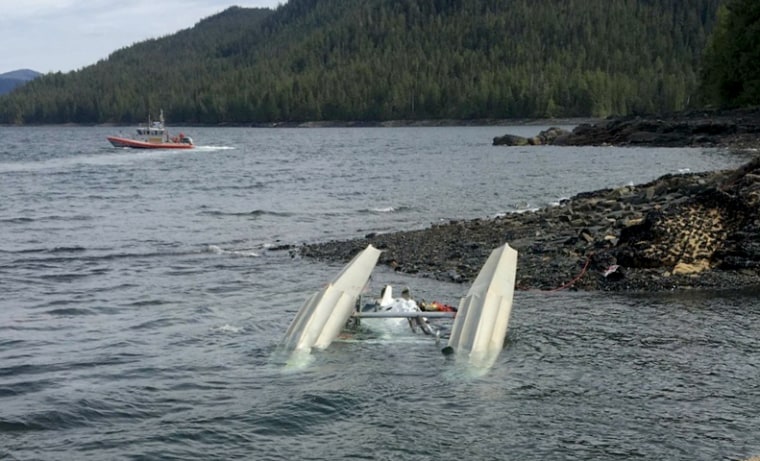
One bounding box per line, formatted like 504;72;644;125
1;125;758;460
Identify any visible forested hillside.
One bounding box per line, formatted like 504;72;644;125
699;0;760;107
0;0;723;124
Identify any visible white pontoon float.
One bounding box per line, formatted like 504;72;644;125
281;243;518;365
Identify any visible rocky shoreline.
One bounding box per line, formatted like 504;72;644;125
297;111;760;292
494;107;760;149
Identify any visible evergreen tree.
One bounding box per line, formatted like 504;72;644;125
700;0;760;107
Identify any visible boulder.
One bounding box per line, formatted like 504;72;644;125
536;126;571;144
493;127;571;146
492;133;529;146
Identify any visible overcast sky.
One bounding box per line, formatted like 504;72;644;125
0;0;283;74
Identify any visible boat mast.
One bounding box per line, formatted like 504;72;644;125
160;109;168;141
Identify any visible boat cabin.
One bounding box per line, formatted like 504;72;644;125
136;126;165;136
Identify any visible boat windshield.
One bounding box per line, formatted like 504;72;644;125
137;128;165;135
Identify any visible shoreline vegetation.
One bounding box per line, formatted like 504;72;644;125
7;117;597;128
3;118;598;128
295;109;760;292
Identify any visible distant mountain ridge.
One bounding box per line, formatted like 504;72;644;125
0;1;724;124
0;69;41;95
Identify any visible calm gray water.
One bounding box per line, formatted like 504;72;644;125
1;125;759;460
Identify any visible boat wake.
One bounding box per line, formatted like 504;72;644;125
192;145;236;151
0;151;159;172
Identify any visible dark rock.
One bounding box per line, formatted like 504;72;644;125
493;133;529;146
269;243;295;251
541;108;760;148
494;126;571;147
537;126;571;144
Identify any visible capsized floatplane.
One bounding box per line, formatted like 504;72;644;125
281;243;518;366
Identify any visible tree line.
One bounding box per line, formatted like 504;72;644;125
0;0;739;124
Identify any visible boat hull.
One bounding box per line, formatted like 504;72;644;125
107;136;194;149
